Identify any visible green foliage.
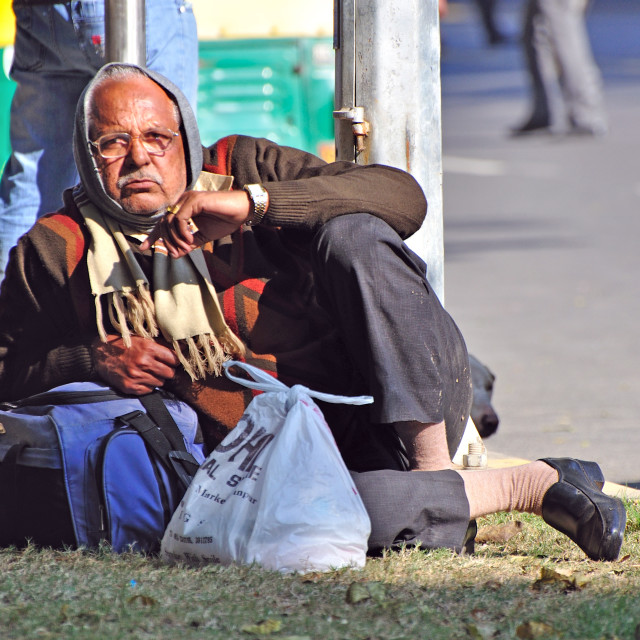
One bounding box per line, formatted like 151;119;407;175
1;510;639;640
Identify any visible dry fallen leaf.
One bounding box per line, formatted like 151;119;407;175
476;521;524;544
346;582;372;604
127;594;157;606
301;572;325;583
241;618;282;635
365;582;387;603
516;621;556;638
532;567;588;591
58;604;69;623
483;578;503;591
345;581;387;605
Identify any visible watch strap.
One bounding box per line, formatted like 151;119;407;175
243;183;268;226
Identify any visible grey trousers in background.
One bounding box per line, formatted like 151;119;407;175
523;0;606;132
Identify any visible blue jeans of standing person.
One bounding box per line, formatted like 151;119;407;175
0;0;198;281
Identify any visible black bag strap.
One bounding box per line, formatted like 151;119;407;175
138;392;189;454
118;410;198;491
117;391;199;491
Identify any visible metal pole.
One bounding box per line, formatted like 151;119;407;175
334;0;445;303
105;0;146;66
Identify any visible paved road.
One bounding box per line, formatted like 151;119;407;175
439;0;640;485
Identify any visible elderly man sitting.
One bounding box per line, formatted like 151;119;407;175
0;63;625;559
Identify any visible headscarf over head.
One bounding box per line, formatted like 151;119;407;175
73;62;203;231
72;62;244;380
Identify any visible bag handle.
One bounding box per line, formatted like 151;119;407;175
223;361;374;406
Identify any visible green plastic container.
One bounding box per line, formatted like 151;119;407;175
197;37;335;158
0;46;16;170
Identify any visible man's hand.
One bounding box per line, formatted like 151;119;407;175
91;335;179;395
139;190;254;258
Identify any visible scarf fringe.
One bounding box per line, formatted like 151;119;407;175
95;295;108;343
98;289;159;347
137;283;159;337
108;292;132;347
219;328;246;362
172;332;246;382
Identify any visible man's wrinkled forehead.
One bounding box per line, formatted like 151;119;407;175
87;75;180;134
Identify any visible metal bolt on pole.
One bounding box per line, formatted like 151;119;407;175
105;0;146;66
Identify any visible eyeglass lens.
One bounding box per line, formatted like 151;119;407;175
96;128;177;158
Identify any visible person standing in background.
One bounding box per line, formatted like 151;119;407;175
0;0;199;281
474;0;507;46
511;0;606;136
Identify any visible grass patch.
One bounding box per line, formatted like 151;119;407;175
1;500;639;639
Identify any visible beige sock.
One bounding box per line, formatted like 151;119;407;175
394;420;453;471
459;461;559;519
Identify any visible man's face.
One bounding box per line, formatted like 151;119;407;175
88;76;188;216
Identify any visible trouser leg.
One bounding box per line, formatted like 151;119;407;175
521;0;553;124
539;0;606;132
145;0;199;111
351;469;471;553
475;0;503;44
311;214;472;470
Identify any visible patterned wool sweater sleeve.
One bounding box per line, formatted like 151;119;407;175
203;135;428;239
0;195;97;401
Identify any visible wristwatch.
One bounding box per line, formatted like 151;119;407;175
243;183;269;226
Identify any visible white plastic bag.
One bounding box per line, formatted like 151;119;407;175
161;361;373;573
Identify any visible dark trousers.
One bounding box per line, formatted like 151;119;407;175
310;214;472;472
351;468;471;553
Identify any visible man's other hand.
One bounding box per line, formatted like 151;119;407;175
91;335;179;395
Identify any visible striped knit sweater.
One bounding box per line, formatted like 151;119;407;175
0;135;426;449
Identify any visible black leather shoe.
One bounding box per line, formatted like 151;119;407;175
542;457;605;490
540;458;626;561
509;117;551;137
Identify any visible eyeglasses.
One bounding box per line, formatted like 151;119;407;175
89;127;180;159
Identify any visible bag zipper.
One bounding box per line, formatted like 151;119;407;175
96;427;172;546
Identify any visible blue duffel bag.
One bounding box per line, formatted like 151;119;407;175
0;382;204;552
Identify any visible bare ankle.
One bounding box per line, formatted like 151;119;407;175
394;420;453;471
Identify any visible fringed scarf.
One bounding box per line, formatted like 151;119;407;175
75;173;245;381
